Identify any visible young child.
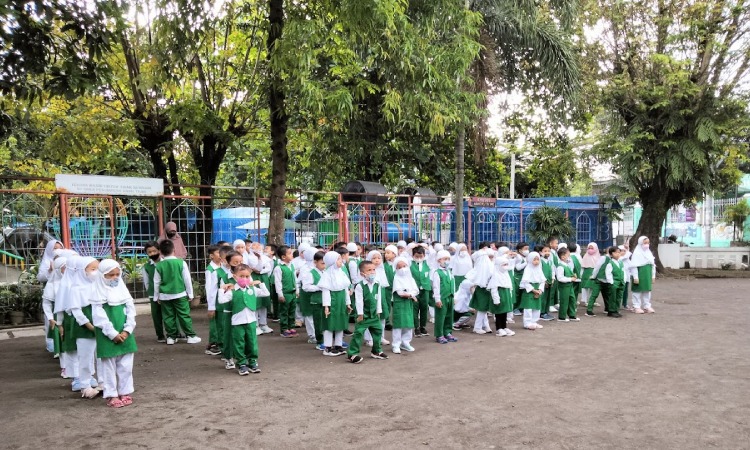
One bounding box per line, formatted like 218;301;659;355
297;248;318;344
538;244;556;321
580;243;600;307
488;255;516;336
513;242;530;315
382;245;398;331
44;256;67;375
346;261;388;363
265;244;280;321
217;250;244;369
619;244;632;311
363;250;391;347
234;239;258;269
154;240;201;345
449;244;473;288
467;249;494;334
391;257;418;354
409;246;431;337
54;254;81;387
568;243;583;305
431;250;458;344
250;242;274;334
205;244;222;356
69;256;102;398
91;260;137;408
555;247;580;322
318;251;351;356
301;251;326;351
519;252;546;330
607;247;625;318
142;241;165;343
630;236;656;314
546;237;561;312
586;247;615;317
273;245;299;338
229;264;270;376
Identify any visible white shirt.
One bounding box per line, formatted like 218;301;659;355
141;259;159;301
431;267;453;303
353;281;382;316
92;299;136;340
153;256;194;301
348;258;362;284
555;264;574;283
205;261;220;311
301;268;323;293
273;261;298;298
231;284;270;326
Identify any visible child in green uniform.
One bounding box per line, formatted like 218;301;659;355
519;252;546;330
250;242;274;335
218;251;243;369
154;239;201;345
546;237;561;314
489;255;516;336
230;264;270;376
69;256;101;398
567;243;583;305
346;261;388;363
555;247;580;322
468;249;495;334
265;244;279;320
431;250;458;343
607;247;625;318
319;251;352;356
382;245;397;331
42;256;65;369
538;245;556;321
205;245;222;356
273;245;298;338
391;257;418;354
580;243;600;306
142;241;164;343
410;247;431;337
301;251;326;351
630;236;657;314
91;260;137;408
585;247;616;317
54;254;82;389
363;250;391;347
512;242;530;315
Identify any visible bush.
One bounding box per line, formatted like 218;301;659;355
527;206;575;245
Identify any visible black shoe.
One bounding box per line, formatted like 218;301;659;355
608;312;622;318
348;354;363;364
419;327;429;336
385;324;393;331
343;329;353;336
585;311;596;317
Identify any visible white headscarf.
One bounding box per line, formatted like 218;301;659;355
630;236;655;267
392;257;418;294
489;255;513;289
521;252;546;284
92;259;132;306
43;256;67;301
366;250;389;287
54;255;79;314
450;244;473;276
66;256;98;311
581;242;600;268
38;239;62;283
465;249;494;288
318;251;350;291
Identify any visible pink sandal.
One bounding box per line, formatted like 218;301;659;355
120;395;133;406
107;397;125;408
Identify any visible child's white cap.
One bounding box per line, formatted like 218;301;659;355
385;245;398;254
559;243;568;249
346;242;358;252
436;250;451;260
397;240;407;248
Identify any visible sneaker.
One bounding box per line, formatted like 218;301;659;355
549;306;558;312
307;337;318;344
157;338;166;343
260;325;274;334
71;379;85;392
512;309;522;316
419;327;429;336
507;318;515;324
585;311;596;317
483;327;493;333
166;337;176;345
348;354;363;364
365;340;373;347
473;329;487;335
446;334;458;342
316;343;326;351
608;312;622;318
289;329;298;335
333;346;346;354
429;318;435;323
569;317;580;322
381;338;390;345
225;359;236;370
524;324;538;330
540;313;554;321
89;377;98;388
392;346;402;354
503;328;515;336
370;351;389;359
281;330;295;338
557;318;570;322
205;345;221;356
323;347;341;357
343;329;353;336
645;307;655;313
186;336;202;344
256;327;263;336
400;343;416;352
249;363;261;373
271;318;280;323
238;365;250;376
495;329;508;337
385;324;393;331
53;353;59;359
436;337;449;344
594;302;601;307
452;324;462;331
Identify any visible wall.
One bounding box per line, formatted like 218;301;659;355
658;245;750;270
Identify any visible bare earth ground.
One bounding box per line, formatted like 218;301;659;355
1;278;749;450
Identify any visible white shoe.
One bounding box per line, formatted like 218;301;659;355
186;336;202;344
507;318;515;324
81;387;99;399
400;343;415;352
569;317;580;322
495;329;508;337
549;306;558;312
392;346;402;354
429;318;435;323
261;325;274;334
557;318;569;322
166;337;176;345
256;327;263;336
503;328;515;336
381;338;390;345
473;329;487;335
483;327;492;333
225;359;235;370
365;340;373;347
535;324;544;329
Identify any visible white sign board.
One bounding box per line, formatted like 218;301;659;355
55;174;163;197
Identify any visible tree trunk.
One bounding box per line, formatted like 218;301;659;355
267;0;288;246
135;118;172;194
632;191;668;272
454;127;466;243
167;149;181;196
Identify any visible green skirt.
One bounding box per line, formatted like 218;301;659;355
73;305;95;340
489;287;514;315
47;323;61;354
322;290;348;331
581;268;596;289
391;297;414;329
518;282;542;310
95;304;138;359
379;287;391;321
469;287;492;312
453;275;465;292
61;313;78;353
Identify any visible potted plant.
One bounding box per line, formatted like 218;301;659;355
0;287;17;325
121;257;147;299
190;280;205;308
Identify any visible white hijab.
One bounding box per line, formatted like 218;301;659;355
450;244;473;276
38;239;61;282
43;256;67;301
465;249;494;288
54;255;79;314
66;256;98;311
489;255;513;289
521;252;547;285
366;250;389;287
630;236;655;267
318;251;350;291
392;257;418;294
92;259;132;306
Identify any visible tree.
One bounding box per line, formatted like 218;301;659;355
724;200;750;242
527;205;575;244
586;0;750;269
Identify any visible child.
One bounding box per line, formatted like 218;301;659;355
467;249;494;334
249;242;274;334
205;244;222;356
265;243;280;321
382;245;398;331
519;252;545;330
229;264;270;375
391;257;417;354
488;255;516;336
43;256;67;375
273;245;298;338
619;244;632;311
39;239;63;353
586;247;616;317
297;248;318;344
538;245;556;321
580;243;600;306
546;237;561;312
346;260;388;363
431;250;458;343
54;254;81;388
363;250;391;347
568;243;583;305
218;250;244;369
608;247;625;318
396;240;411;263
512;242;530;315
449;244;473;288
555;247;580;322
409;246;431;337
142;241;165;343
154;239;201;345
630;236;656;314
91;260;137;408
301;251;326;350
234;239;258;269
69;256;102;398
318;251;351;356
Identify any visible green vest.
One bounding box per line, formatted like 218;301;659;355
280;263;296;294
437;268;455;299
572;257;582;280
143;263;156;297
559;263;574;283
156;258;187;294
310;269;322;305
611;259;624;286
410;261;432;291
232;287;258;314
217;267;230;285
341;263;351;282
384;262;395;287
551;252;560;267
595;256;612;282
359;281;379;319
541;259;553;282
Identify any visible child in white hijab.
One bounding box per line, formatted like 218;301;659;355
43;256;66;373
363;250;391;347
318;251;351;356
68;256;102;398
518;252;546;330
488;255;516;336
391;257;418;353
630;236;656;313
580;243;600;306
466;249;494;334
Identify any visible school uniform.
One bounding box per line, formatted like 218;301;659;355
383;260;395;328
231;283;270;368
69;257;101;390
142;260;164;341
320;278;349;349
587;256;612;314
217;270;235;360
410;259;431;331
513;254;527;310
301;267;324;343
620;250;632;308
519;252;546;328
273;261;297;332
555;263;577;320
92;295;137;400
269;257;279;319
570;253;583;304
346;280;384;357
253;253;274;332
431;267;456;339
205;261;221;346
154;256;197;339
489;257;515;332
609;259;625;313
540;257;556;315
391;270;417;351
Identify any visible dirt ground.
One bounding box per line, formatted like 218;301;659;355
1;278;749;450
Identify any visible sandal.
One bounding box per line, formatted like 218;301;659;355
120;395;133;406
107;397;125;408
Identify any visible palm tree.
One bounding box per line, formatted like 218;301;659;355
454;0;580;242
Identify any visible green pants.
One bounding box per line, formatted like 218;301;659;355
549;280;559;306
48;325;61;354
232;322;258;366
311;303;324;342
347;316;382;356
621;282;630;307
413;289;430;330
609;283;624;313
271;290;279;319
220;309;232;359
557;282;577;320
587;281;610;313
541;282;554;314
160;297;196;339
434;297;454;338
150;299;165;340
573;282;581;303
208;312;220;346
279;292;297;331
